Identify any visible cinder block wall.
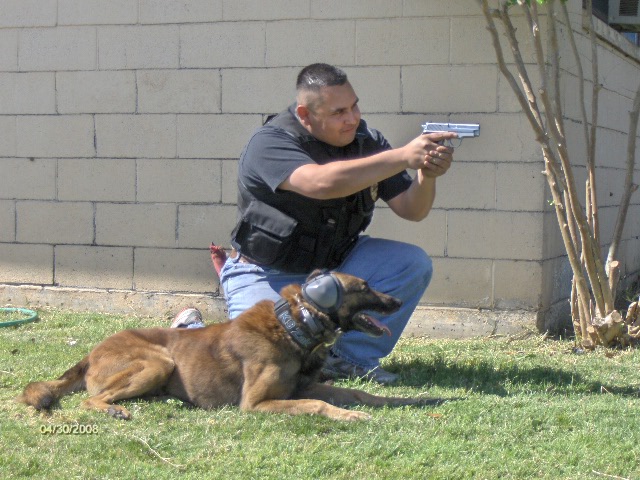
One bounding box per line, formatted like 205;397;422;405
0;0;638;331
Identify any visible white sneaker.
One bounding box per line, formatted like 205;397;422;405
170;307;204;328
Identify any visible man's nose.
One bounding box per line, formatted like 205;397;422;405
345;109;358;125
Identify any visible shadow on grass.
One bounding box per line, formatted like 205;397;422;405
392;357;640;398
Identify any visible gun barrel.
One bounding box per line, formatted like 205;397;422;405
421;122;480;137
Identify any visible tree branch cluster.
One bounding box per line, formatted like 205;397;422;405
478;0;639;347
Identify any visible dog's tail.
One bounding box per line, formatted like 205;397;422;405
16;356;89;410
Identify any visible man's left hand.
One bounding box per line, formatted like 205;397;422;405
421;145;453;178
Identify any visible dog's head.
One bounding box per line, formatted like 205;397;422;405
301;270;401;337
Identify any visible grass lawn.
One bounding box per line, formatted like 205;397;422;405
1;309;639;479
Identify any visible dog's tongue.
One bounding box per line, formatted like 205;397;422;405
364;314;392;336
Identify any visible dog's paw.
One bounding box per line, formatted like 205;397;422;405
107;405;132;420
338;410;372;421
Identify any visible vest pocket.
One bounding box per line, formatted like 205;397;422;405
232;199;298;266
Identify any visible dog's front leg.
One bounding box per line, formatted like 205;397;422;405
240;364;371;421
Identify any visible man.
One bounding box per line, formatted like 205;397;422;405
178;63;455;385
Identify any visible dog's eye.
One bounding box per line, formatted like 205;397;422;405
361;282;370;292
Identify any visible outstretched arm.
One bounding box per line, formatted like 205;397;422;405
279;132;455;201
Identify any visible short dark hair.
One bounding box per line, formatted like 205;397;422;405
296;63;348;92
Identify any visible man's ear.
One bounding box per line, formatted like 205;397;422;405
296;104;311;127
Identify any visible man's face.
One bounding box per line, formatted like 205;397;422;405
297;82;361;147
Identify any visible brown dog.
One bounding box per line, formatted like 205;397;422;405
18;271;443;421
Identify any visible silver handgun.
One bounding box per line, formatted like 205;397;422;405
421;122;480;147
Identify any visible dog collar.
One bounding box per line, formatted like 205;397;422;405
274;298;325;351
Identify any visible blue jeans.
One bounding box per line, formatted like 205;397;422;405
219;236;433;370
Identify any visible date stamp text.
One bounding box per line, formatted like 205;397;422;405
40;424;99;435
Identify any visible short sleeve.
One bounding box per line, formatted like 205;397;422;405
239;127;314;193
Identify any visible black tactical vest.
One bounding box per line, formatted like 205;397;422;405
230;106;382;273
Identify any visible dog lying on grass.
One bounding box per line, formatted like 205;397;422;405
18;271;445;421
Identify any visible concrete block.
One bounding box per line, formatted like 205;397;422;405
0;284;226;320
58;0;138;25
98;25;179;69
436;162;495;210
402;65;498;113
140;0;222;23
16;201;94;245
450;17;497;64
363;113;443;150
224;0;308;20
55;245;133;289
407;306;538;339
620;237;640;280
560;73;592;124
0;72;55;114
0;201;15;241
493;260;543;309
597;163;627;208
402;0;479;16
266;20;355;67
96;114;176;158
367;207;446;257
0;158;56;200
177;204;238;249
449;113;543;163
58;159;136;202
221;68;297;114
0;244;53;284
17;115;95;158
426;257;493;308
0;30;18;71
542;211;568;260
593;127;627;170
19;27;96;71
221;160;239;204
138;70;221;114
181;23;265;68
598;88;631;134
497;69;528;113
596;205;616;247
311;0;402;18
496;162;546;212
540;256;573;308
0;117;16;156
137;159;222;203
447;210;544;260
356;18;449;66
0;0;56;28
177;114;262;159
134;247;218;293
57;71;136;114
96;203;177;248
598;48;640;95
345;66;401;113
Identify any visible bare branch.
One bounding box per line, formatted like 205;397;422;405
478;0;547;142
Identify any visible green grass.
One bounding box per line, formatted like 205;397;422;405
1;310;639;479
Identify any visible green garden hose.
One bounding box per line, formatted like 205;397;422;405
0;307;38;327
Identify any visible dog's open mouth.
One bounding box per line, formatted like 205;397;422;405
352;313;392;337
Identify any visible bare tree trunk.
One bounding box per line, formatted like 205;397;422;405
477;0;639;348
